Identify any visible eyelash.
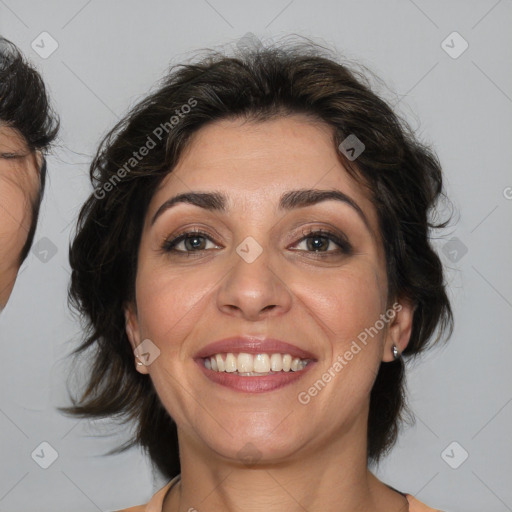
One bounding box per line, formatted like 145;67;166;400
161;227;352;258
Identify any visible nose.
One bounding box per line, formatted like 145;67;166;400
216;244;293;321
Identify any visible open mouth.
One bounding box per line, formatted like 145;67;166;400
196;351;316;393
202;352;313;376
193;337;318;392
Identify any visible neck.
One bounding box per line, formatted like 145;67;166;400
162;418;407;512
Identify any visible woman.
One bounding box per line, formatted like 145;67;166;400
60;38;453;511
0;36;58;311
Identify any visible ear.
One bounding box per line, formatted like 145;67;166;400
124;301;149;374
382;296;415;362
35;150;44;171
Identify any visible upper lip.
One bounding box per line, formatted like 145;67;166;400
194;336;318;360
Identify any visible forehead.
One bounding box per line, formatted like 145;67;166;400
152;115;376;221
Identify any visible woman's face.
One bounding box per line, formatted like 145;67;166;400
125;115;413;463
0;126;41;309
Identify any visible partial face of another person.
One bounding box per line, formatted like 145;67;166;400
125;115;413;463
0;125;41;309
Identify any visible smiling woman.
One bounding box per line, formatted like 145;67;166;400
59;37;453;512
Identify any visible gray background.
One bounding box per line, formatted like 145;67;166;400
0;1;511;511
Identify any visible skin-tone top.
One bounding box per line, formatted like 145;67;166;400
114;474;443;512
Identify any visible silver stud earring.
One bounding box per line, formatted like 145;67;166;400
392;344;400;360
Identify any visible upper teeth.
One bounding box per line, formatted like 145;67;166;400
204;353;310;373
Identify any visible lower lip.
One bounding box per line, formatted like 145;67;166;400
195;359;316;393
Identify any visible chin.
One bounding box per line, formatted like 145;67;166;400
194;416;307;464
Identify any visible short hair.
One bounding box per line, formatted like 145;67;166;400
0;36;59;263
60;37;453;480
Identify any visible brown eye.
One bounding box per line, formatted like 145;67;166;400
162;229;218;255
291;228;353;256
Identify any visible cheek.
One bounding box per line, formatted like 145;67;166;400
295;261;386;345
134;259;210;357
0;180;32;260
296;266;387;413
340;274;384;338
295;261;387;406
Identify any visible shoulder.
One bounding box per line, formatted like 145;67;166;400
115;483;441;512
113;478;176;512
406;493;443;511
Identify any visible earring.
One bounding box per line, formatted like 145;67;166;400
392;344;400;360
136;359;143;366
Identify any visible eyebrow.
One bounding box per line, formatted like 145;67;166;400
150;189;372;232
0;151;30;159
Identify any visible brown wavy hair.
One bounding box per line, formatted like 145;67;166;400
58;36;453;480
